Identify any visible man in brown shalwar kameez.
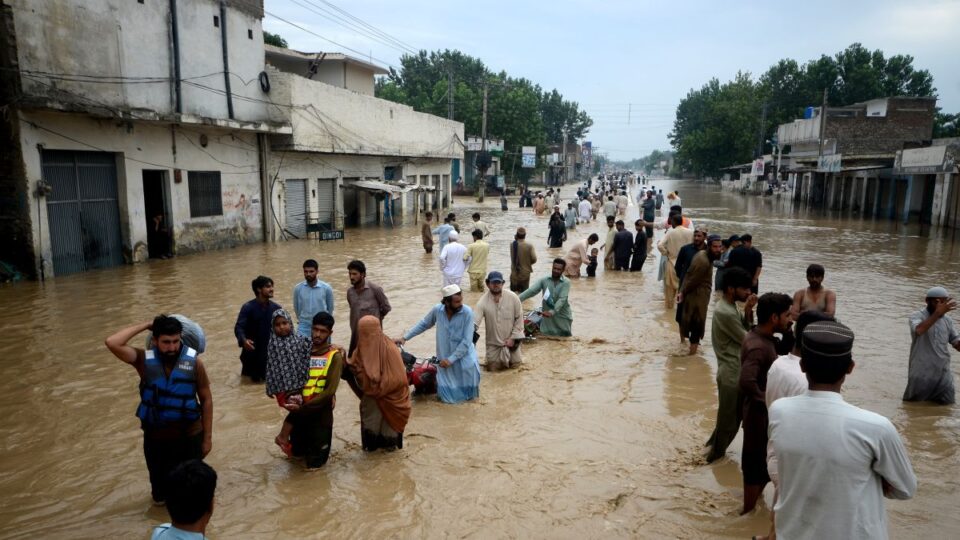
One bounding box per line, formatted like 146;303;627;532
738;292;794;515
677;235;722;355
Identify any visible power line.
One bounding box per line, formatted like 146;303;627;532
314;0;419;54
293;0;418;55
264;10;399;70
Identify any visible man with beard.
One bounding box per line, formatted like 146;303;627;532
519;259;573;337
903;286;960;404
705;268;756;463
677;234;722;355
792;264;836;317
612;219;634;271
738;292;794;515
473;271;525;371
234;276;282;382
106;315;213;504
293;259;334;338
397;285;481;404
346;260;392;356
674;227;707;343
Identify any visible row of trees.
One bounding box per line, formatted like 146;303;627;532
375;50;592;181
669;43;957;178
616;150;674;175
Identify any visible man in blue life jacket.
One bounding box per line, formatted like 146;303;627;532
106;315;213;505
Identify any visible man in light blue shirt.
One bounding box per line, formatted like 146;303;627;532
432;217;456;253
293;259;334;337
151;460;216;539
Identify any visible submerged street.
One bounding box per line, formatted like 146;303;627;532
1;179;959;538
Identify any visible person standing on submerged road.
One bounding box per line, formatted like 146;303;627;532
286;312;343;468
234;275;281;382
421;211;435;254
292;259;334;338
347;316;411;451
397;285;481;404
677;234;722;355
739;292;794;515
346;260;392;357
612;220;633;271
705;267;756;462
519;258;573;337
769;321;916;540
105;315;213;505
792;264;836;317
510;227;537;293
903;286;960;405
474;271;525;371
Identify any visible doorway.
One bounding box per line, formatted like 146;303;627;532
142;170;171;258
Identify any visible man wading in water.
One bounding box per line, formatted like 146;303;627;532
105;315;213;504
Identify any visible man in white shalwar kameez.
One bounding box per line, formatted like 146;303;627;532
438;231;467;287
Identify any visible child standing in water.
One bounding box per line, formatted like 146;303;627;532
586;248;599;277
265;309;310;456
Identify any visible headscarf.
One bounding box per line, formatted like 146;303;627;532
265;309;311;397
348;316;411;433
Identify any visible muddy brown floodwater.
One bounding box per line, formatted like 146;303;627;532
1;179;959;539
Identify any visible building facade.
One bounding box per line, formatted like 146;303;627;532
0;0;464;279
1;0;290;278
776;97;937;223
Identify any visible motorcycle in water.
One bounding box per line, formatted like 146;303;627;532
523;309;543;338
401;348;440;395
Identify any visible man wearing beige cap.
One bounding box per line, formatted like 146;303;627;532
769;320;916;539
903;286;960;404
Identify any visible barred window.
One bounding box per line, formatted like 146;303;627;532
188;171;223;217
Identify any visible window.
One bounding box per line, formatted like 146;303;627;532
188;171;223;217
213;15;219;27
248;29;253;39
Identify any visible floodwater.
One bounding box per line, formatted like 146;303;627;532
1;179;958;539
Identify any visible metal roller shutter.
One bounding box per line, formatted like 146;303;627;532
284;179;307;238
42;150;124;276
316;178;335;228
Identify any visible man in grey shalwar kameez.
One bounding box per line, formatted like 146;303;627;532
903;286;960;405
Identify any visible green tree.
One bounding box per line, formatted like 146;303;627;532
933;111;960;138
375;48;591;175
263;31;288;48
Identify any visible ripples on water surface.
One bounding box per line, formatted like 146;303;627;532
0;180;957;538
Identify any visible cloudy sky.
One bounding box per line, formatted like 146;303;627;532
264;0;960;161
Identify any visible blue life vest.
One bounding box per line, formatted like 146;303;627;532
136;346;201;427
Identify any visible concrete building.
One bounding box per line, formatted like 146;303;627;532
0;0;290;278
776;97;936;222
462;137;503;194
547;142;582;185
894;139;960;229
263;53;464;236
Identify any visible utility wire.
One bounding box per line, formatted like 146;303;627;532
264;10;398;70
292;0;418;56
313;0;419;54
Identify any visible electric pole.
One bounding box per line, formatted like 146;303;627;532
477;83;488;202
447;69;454;120
561;129;568;186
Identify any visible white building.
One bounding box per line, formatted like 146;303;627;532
0;0;464;279
263;46;463;237
1;0;290;278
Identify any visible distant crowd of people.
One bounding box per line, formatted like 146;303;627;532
103;171;959;539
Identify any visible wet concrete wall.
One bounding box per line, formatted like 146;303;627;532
18;110;264;277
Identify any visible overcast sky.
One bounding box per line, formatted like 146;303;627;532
264;0;960;161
